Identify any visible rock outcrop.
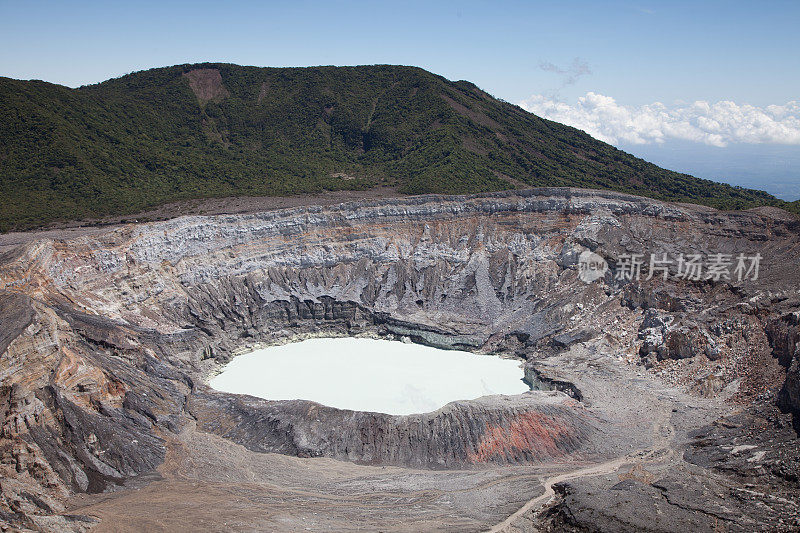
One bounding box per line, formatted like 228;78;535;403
770;312;800;419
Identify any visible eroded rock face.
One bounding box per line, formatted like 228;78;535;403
770;313;800;419
189;391;591;468
0;188;799;529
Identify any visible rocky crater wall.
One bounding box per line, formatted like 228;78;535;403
1;188;799;527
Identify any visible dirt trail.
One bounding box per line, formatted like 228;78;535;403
488;399;676;532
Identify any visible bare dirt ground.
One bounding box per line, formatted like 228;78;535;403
66;421;552;533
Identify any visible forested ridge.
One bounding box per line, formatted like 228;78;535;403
1;63;794;231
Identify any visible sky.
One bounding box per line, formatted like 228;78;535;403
2;0;798;199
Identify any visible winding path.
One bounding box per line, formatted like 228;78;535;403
487;401;676;532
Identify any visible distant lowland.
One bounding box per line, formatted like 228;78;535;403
620;141;800;202
1;63;797;232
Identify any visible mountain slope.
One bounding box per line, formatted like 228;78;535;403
0;63;793;231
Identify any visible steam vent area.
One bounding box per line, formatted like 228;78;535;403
2;188;800;531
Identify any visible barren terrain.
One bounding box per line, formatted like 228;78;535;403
1;188;798;531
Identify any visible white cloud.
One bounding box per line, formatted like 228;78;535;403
518;93;800;147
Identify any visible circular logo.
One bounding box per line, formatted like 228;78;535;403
578;251;608;283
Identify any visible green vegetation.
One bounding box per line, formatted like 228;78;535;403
0;63;796;232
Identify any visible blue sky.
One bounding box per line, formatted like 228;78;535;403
2;0;798;198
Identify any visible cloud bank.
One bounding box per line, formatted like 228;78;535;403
519;93;800;147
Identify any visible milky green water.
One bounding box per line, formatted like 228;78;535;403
209;337;529;415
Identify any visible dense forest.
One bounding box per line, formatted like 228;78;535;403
0;63;795;231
